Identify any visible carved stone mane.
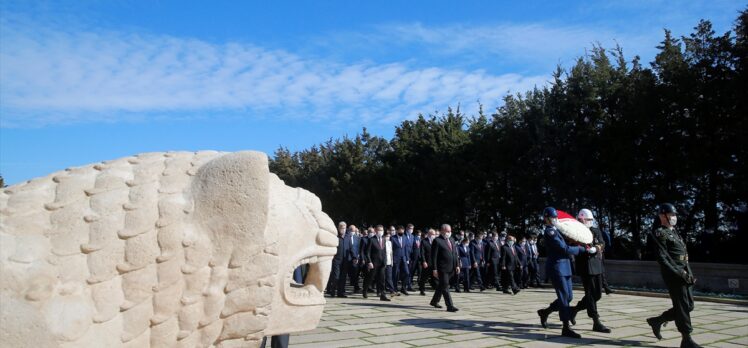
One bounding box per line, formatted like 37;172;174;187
0;151;337;347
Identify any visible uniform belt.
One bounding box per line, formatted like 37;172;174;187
675;255;689;261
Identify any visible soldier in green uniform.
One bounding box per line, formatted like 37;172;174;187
646;203;702;348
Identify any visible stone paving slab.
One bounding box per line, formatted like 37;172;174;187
290;286;748;347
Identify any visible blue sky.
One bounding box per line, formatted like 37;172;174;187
1;0;744;185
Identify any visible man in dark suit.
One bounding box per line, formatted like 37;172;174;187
515;236;529;289
570;209;612;333
457;237;473;292
360;227;374;293
392;225;411;295
485;232;502;290
430;224;460;312
527;234;542;287
408;228;421;292
327;221;349;297
345;225;362;294
470;232;486;291
501;235;520;294
418;228;437;295
363;225;390;301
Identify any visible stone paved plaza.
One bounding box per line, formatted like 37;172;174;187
291;288;748;347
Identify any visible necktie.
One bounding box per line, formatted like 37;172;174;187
399;236;402;246
379;237;383;248
511;247;516;256
447;240;452;251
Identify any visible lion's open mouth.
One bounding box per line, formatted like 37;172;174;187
284;252;334;306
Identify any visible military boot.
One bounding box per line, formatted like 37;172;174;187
592;317;611;333
569;307;578;326
561;321;581;339
680;334;703;348
646;316;664;340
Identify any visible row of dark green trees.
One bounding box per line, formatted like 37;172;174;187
271;11;748;263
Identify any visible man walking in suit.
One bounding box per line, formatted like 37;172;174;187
501;235;520;294
470;232;486;291
485;232;502;290
392;225;411;295
570;209;612;333
537;207;586;339
363;225;390;301
418;228;438;295
527;234;542;287
457;237;473;293
360;227;374;293
327;221;349;297
430;224;460;312
516;236;529;289
408;227;420;291
344;225;362;294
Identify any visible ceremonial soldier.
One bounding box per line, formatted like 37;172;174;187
646;203;702;348
570;209;611;333
537;207;586;339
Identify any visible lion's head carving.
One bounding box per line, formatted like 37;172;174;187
0;151;337;347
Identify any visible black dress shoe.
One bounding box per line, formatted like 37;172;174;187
420;291;426;296
447;307;459;312
407;287;415;291
480;287;485;292
562;326;581;339
380;296;391;301
362;292;368;299
464;289;471;293
337;294;348;298
401;290;409;296
455;288;461;293
512;288;520;295
430;301;443;309
503;290;512;294
538;309;549;328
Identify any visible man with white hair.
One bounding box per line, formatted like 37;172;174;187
569;209;611;333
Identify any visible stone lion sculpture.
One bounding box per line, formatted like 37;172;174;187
0;151;338;347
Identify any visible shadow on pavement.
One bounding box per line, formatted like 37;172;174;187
399;318;661;347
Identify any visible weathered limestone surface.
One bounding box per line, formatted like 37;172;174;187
0;151;338;347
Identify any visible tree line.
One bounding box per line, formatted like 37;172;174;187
270;10;748;263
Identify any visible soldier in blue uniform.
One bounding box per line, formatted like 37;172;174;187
646;203;702;348
536;207;589;339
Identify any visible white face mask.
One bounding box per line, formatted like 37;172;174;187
377;231;384;237
444;232;452;239
429;235;435;241
550;218;559;225
507;241;515;247
668;216;678;226
583;221;593;228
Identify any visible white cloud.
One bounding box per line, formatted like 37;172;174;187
0;17;549;128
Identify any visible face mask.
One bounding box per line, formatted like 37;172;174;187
429;235;435;241
493;237;498;242
407;229;413;233
521;241;526;246
369;233;374;237
397;231;404;236
462;243;468;247
583;221;593;228
377;231;384;237
445;232;452;239
550;218;559;225
668;216;677;226
507;241;515;247
530;241;536;245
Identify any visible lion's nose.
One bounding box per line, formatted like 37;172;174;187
316;230;338;247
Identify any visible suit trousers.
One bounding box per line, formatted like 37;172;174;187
470;266;483;288
431;271;455;309
327;260;342;295
363;264;385;296
408;259;419;288
459;267;471;291
502;268;518;291
385;265;395;292
393;258;410;291
336;260;353;296
574;274;603;318
486;261;501;288
348;261;360;290
418;266;437;292
528;259;541;286
547;274;574;322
